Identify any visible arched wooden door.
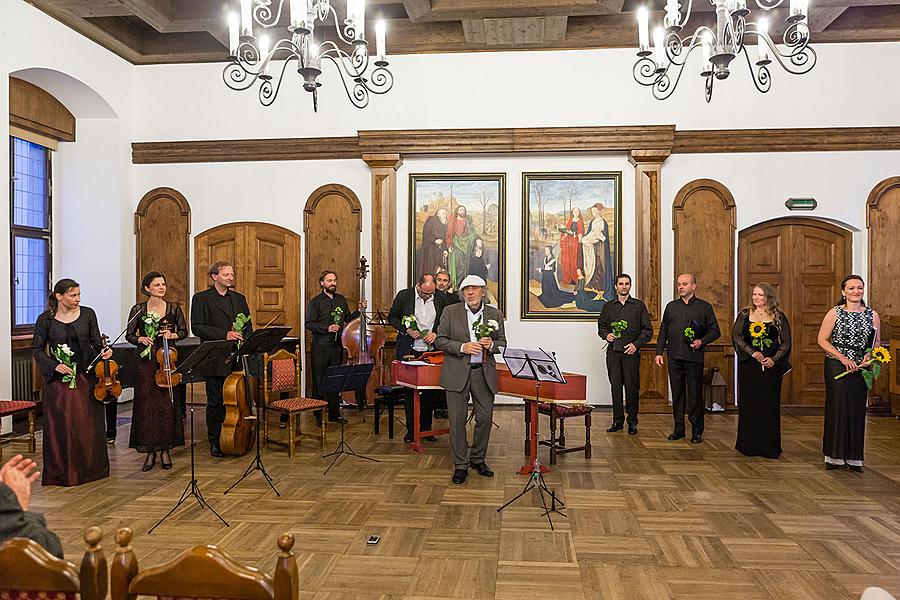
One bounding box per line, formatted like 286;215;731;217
194;222;301;335
738;218;852;407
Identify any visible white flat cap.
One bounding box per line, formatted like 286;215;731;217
458;275;487;289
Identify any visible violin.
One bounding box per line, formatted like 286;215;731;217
341;256;386;407
154;326;182;388
93;334;122;402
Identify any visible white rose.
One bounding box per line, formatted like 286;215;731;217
487;320;499;328
61;344;72;355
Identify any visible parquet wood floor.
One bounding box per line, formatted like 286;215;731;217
27;406;900;599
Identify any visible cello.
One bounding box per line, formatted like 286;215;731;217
341;257;386;408
93;334;122;403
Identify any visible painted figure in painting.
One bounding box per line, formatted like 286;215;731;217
582;203;614;299
574;268;607;312
468;238;490;283
558;207;584;285
537;246;576;308
418;208;449;280
446;205;478;288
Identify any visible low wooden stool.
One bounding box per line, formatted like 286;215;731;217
263;398;328;458
0;400;37;461
538;402;592;464
373;385;406;439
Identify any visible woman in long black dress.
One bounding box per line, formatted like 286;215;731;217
732;282;791;458
817;274;880;472
126;271;187;471
536;246;575;308
32;278;111;487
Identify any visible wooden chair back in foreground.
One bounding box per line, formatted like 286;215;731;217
0;526;107;600
110;528;299;600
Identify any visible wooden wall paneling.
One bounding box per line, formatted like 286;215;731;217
135;187;191;320
363;154;403;315
867;176;900;414
194;223;301;335
132;137;361;164
673;127;900;154
673;179;737;405
9;77;76;142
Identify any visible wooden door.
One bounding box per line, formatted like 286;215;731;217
194;222;301;335
739;218;851;407
135;188;191;319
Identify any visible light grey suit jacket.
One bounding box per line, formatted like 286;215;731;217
435;303;507;393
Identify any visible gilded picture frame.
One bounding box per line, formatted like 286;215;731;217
521;171;622;320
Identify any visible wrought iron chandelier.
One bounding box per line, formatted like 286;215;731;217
632;0;816;101
224;0;394;111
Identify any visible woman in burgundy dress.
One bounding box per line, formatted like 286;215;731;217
32;278;111;487
126;272;187;471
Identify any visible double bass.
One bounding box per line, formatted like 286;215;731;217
220;319;254;456
93;334;122;403
341;257;386;407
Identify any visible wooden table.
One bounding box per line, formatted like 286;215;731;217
391;360;588;471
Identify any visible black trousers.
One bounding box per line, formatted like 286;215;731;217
204;376;227;444
311;345;344;419
104;397;118;439
667;358;705;436
607;351;641;426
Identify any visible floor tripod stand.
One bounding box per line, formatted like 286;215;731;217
321;363;379;475
497;452;566;531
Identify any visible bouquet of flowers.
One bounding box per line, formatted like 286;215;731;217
329;306;344;341
402;314;432;349
473;316;500;339
611;320;628;338
232;312;251;347
52;344;78;389
140;310;162;359
684;327;695;343
835;346;892;389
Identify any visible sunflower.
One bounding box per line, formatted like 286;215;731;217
749;321;766;338
871;346;892;364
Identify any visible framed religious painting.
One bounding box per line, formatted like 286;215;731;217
521;171;622;320
408;173;507;314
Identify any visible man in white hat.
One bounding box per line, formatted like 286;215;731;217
434;275;507;485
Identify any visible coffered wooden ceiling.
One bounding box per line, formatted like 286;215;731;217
26;0;900;64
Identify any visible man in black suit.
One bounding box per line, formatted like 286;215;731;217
388;273;449;442
435;270;461;305
190;260;252;457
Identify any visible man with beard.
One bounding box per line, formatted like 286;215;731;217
436;269;461;305
305;270;365;423
597;274;653;435
191;261;252;457
388;273;450;441
418;208;449;281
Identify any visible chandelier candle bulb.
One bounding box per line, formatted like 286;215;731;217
289;0;304;28
757;19;770;63
259;34;271;76
790;0;808;19
228;12;239;55
664;0;680;28
239;0;253;37
348;0;366;39
653;26;665;69
637;6;650;53
375;20;386;62
701;31;713;74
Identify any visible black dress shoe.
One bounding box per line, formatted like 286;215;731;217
210;443;224;458
452;469;468;485
667;432;685;441
424;436;438;442
607;423;624;433
469;462;494;477
848;465;864;473
825;463;841;470
690;434;703;444
160;451;172;470
628;424;638;436
142;452;156;472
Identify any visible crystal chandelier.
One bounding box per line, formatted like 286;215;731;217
224;0;394;111
632;0;816;101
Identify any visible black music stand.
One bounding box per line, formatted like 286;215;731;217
223;326;291;497
496;347;567;530
321;363;378;475
149;340;232;533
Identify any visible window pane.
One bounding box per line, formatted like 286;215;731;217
12;137;49;230
13;235;49;327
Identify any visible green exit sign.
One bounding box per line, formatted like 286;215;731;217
785;198;817;211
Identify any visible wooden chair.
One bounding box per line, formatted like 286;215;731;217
261;345;327;458
538;402;592;464
110;528;299;600
0;400;37;462
0;526;107;600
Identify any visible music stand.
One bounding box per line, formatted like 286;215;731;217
149;340;232;533
223;326;291;497
321;363;378;475
496;347;567;530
